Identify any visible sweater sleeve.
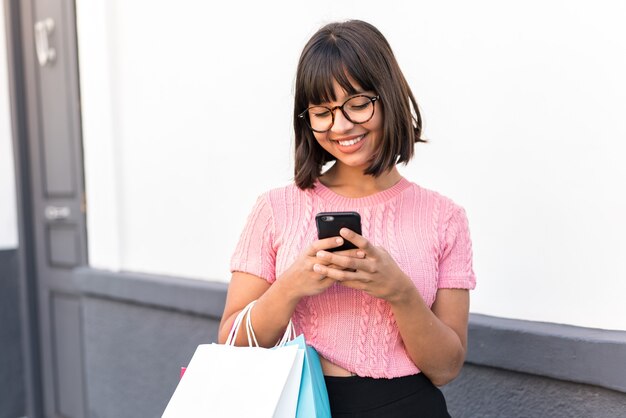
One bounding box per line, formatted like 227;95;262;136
437;203;476;289
230;193;277;283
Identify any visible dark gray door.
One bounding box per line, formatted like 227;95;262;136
19;0;88;416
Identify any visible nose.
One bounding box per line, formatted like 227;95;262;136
330;108;354;133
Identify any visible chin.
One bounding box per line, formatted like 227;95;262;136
338;160;371;170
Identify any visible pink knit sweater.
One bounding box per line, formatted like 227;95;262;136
230;178;476;378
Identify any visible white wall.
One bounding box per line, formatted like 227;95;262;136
0;4;18;250
76;1;626;331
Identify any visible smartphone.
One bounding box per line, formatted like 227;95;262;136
315;211;362;252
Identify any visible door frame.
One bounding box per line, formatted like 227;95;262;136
6;0;88;416
5;0;44;416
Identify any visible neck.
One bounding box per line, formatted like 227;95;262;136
319;163;402;198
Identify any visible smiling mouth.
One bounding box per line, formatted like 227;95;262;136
333;134;365;147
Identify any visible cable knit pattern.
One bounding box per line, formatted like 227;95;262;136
230;178;476;378
380;200;398;372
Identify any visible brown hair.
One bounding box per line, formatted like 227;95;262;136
293;20;425;189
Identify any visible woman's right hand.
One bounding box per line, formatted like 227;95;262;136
219;237;363;346
278;236;364;300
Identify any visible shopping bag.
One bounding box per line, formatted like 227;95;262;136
163;343;304;417
162;301;305;418
285;335;332;418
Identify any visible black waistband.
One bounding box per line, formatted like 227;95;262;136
324;373;438;413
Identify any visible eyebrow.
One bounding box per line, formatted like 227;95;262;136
311;91;374;106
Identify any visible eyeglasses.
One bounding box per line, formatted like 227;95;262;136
298;95;380;133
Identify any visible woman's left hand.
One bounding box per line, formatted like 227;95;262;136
315;228;469;386
313;228;414;303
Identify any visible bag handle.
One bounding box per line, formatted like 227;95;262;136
225;300;296;347
225;300;258;346
275;320;296;347
245;304;260;347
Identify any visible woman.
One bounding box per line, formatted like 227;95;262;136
218;19;476;417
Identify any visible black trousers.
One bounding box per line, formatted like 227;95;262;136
324;373;451;418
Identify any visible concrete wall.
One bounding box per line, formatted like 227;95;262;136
76;0;626;332
443;364;626;418
82;298;216;418
74;268;626;418
0;250;25;418
74;269;226;418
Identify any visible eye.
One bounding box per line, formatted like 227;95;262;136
346;97;371;111
349;102;369;110
309;106;331;118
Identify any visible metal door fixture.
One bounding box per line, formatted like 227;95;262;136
44;205;71;221
34;18;56;67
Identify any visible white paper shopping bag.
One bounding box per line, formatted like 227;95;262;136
163;301;305;418
163;343;304;418
273;345;305;418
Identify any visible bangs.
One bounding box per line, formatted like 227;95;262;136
294;20;423;190
300;38;374;106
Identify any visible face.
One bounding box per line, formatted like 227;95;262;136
310;79;383;171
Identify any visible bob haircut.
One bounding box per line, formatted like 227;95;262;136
294;20;425;189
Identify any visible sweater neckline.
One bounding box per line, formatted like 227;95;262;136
312;177;411;207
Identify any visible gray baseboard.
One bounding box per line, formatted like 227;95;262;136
467;313;626;393
73;268;626;418
74;267;228;318
74;268;227;418
0;249;26;418
74;267;626;394
442;363;626;418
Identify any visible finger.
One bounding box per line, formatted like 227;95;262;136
311;265;327;281
316;250;363;271
314;264;361;282
314;258;340;267
337;279;367;291
333;248;367;259
326;263;357;271
339;228;373;252
307;237;344;256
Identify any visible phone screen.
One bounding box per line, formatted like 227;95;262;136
315;211;362;252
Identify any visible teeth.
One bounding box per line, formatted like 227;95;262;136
338;135;364;146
